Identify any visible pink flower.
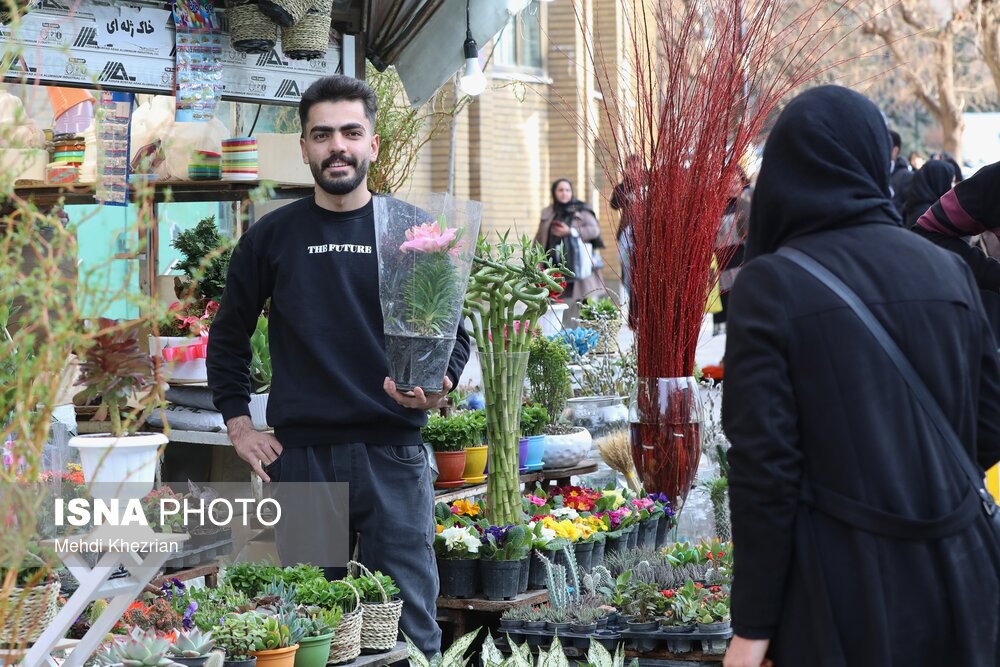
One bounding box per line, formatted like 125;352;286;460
399;222;457;253
527;495;546;507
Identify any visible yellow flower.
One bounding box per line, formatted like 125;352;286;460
542;517;582;542
601;489;626;509
436;524;444;534
451;499;481;517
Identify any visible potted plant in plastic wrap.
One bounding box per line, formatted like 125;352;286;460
70;318;166;503
373;193;482;393
249;315;271;430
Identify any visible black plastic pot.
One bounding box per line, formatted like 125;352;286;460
223;658;257;667
569;622;596;635
626;620;658;633
667;637;693;654
524;620;546;631
384;334;456;393
593;631;622;652
626;525;638;550
596;617;609;630
499;618;524;631
698;620;732;633
518;556;530;593
662;623;695;634
637;517;659;547
528;551;552;589
655;517;671;547
172;658;210;667
546;621;570;634
438;558;479;598
480;559;520;601
591;541;605;567
574;541;594;573
604;535;626;560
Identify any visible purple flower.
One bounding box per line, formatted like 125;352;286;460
182;600;198;629
481;525;509;546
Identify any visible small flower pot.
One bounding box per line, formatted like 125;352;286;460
626;620;658;633
437;557;478;598
524;620;546;631
661;623;695;634
433;450;467;488
252;644;298;667
637;517;659;547
574;541;594;572
172;657;211;667
596;616;609;630
518;437;529;472
462;445;488;482
525;434;545;467
626;525;638;550
667;637;693;654
569;622;596;635
528;551;552;589
294;633;334;667
604;535;626;559
697;620;731;633
591;540;605;567
655;516;671;547
518;555;530;593
593;631;622;652
480;559;520;600
546;621;570;633
499;618;524;631
224;658;258;667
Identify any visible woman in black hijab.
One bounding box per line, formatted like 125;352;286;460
724;85;1000;667
901;159;955;228
534;178;603;308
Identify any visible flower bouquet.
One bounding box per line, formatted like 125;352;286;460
373;193;482;393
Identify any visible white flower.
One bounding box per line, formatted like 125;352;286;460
539;527;557;543
551;507;579;520
441;526;480;554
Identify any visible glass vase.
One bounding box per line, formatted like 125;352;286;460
480;351;530;525
629;377;704;509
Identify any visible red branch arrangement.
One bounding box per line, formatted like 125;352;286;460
578;0;855;379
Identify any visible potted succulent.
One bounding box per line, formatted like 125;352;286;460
249;315;271;431
422;414;468;488
696;588;731;633
434;524;481;598
70;318;166;499
498;606;528;632
478;524;530;601
94;626;178;666
540;605;570;634
461;410;488;483
215;612;268;667
251;610;303;666
169;628;217;666
374;194;482;394
568;604;603;636
519;403;547;471
293;607;340;667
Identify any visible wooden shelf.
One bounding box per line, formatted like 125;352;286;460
433;461;600;504
12;179;313;207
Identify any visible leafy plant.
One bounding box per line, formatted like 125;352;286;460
297;606;341;637
250;316;271;393
214;612;267;661
478;524;531;561
169;628;215;658
295;578;359;614
95;626;177;666
624;582;661;622
349;570;401;602
171;215;233;304
519;403;548;437
578;297;620;323
422;413;478;452
526;334;573;426
188;585;250;631
222;562;282;598
254;612;303;650
73;318;157;437
401;230;462;336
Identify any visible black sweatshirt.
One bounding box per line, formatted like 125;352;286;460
207;195;471;447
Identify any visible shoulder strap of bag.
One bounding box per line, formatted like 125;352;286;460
775;246;997;517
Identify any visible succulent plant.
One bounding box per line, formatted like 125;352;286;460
95;626;177;666
169;628;215;658
255;577;298;609
214;612;266;661
297;606;341;638
253;613;303;650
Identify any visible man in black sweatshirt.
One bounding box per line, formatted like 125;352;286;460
207;75;469;658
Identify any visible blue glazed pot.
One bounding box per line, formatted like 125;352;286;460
526;435;546;467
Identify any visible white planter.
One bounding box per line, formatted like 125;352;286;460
148;335;207;383
542;427;592;469
249;392;270;430
69;432;167;500
538;303;568;337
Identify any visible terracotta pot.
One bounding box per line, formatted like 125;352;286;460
462;445;487;482
434;450;467;487
251;644;298;667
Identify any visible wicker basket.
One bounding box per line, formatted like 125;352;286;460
349;561;403;653
228;0;278;53
327;579;363;665
0;575;60;647
279;0;332;61
258;0;313;27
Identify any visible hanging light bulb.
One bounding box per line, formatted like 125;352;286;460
459;0;487;96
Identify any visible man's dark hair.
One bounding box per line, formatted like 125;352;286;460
889;130;901;149
298;75;377;135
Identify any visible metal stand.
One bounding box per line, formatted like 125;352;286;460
20;533;188;667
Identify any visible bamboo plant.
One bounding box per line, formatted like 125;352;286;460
463;232;568;525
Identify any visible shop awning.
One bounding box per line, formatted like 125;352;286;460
365;0;528;107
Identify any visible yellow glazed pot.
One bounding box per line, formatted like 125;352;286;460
462;445;488;483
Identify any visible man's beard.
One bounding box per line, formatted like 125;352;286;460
310;153;370;196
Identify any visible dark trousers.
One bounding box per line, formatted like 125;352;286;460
265;443;441;656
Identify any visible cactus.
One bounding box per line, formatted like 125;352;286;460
169;628;215;658
591;565;614;596
95;626;176;666
562;545;581;604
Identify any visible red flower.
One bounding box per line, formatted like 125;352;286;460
709;586;722;593
706;552;714;560
694;582;704;589
717;551;726;558
661;589;675;598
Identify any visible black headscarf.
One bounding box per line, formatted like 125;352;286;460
550;178;594;224
902;160;955;228
746;85;901;258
